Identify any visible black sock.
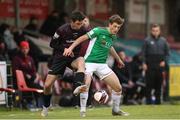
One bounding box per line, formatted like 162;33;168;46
43;94;52;108
74;72;85;87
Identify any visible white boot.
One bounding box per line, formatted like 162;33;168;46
41;106;49;117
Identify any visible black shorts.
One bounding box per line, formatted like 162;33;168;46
48;55;79;75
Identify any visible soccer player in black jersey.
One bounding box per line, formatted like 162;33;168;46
41;11;88;117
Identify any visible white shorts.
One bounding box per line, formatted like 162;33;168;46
85;63;113;80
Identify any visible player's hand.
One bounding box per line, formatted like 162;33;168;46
118;60;125;68
63;48;73;56
160;61;165;67
128;80;135;88
162;79;166;88
142;63;147;70
70;52;74;57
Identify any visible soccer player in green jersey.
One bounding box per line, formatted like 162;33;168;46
63;14;129;117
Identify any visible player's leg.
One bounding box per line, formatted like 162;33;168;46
80;74;92;117
97;64;129;116
145;69;154;104
103;72;129;116
71;57;87;95
154;69;163;104
41;74;57;117
41;57;66;117
43;74;58;104
80;63;95;117
103;72;122;113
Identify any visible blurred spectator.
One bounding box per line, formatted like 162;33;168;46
0;36;9;61
28;40;44;69
142;24;170;105
12;27;43;69
2;24;17;50
40;10;60;36
13;29;26;45
59;12;70;26
24;16;38;32
24;16;39;36
130;53;146;104
0;23;18;59
131;54;144;82
12;41;43;108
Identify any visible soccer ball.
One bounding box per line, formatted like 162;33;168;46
94;90;109;104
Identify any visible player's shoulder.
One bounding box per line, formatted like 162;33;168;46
159;36;167;41
56;23;70;33
144;36;152;42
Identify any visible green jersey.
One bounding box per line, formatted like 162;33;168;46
84;27;117;63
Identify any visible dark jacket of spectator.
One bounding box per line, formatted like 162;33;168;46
0;36;9;61
40;10;60;36
12;41;41;89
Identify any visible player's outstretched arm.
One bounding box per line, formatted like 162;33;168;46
63;34;89;56
110;47;125;68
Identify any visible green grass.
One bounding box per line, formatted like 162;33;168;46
0;104;180;119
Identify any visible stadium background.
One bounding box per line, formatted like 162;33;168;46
0;0;180;119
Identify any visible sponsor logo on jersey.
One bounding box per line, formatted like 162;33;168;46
73;33;78;38
53;32;59;39
66;39;74;43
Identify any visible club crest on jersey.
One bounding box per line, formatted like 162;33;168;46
101;40;106;45
101;40;111;48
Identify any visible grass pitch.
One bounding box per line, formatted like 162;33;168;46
0;104;180;119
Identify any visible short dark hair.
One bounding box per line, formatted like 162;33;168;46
109;14;124;25
151;24;160;29
70;11;85;22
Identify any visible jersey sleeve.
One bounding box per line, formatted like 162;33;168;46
50;28;62;49
87;27;99;39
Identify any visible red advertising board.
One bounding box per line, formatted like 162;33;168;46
86;0;110;20
94;0;110;20
0;0;49;19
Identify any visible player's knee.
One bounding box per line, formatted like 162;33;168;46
77;57;85;65
44;84;52;94
86;86;90;92
78;57;85;61
114;85;122;93
44;83;51;90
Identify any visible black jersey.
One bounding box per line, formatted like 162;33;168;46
50;23;88;56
